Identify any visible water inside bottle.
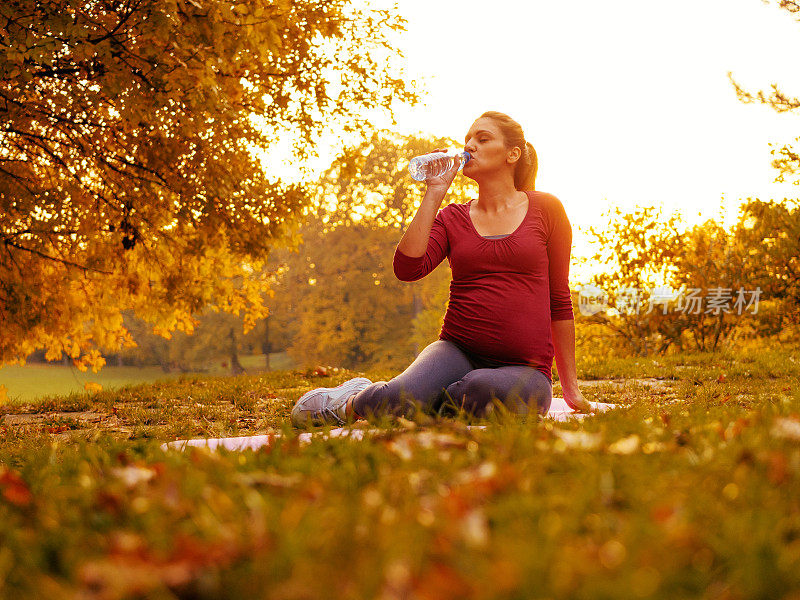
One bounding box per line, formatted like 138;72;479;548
408;151;469;181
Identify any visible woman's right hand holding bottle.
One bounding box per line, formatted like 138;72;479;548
424;147;462;201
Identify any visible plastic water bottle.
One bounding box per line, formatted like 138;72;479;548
408;150;471;181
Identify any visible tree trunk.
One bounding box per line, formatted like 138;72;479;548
262;315;271;371
229;326;245;375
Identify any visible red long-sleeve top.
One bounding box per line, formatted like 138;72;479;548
392;190;574;383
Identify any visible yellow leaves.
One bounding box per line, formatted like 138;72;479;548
152;326;173;340
84;382;103;394
74;350;106;373
175;313;199;334
0;385;7;405
2;0;417;374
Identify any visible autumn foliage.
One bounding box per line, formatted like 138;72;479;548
0;0;418;370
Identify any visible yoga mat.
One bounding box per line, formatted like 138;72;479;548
160;399;620;452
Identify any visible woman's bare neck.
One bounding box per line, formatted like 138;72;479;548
475;177;524;213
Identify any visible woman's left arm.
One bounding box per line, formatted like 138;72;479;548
545;194;594;413
551;319;593;412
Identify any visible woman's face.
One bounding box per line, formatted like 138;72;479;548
462;117;520;181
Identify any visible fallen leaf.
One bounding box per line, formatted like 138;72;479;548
642;441;667;454
767;451;789;485
414;562;473;600
111;465;156;488
460;508;490;548
771;417;800;442
598;539;627;569
396;417;417;430
650;502;677;524
386;438;413;461
607;434;641;455
415;430;466;450
552;428;603;450
0;467;32;507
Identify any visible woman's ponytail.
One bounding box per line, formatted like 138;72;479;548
479;111;538;191
515;141;538;191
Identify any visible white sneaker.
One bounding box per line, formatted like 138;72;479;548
291;377;372;427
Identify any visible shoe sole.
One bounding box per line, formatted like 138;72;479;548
291;377;372;427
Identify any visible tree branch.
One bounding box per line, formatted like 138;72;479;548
2;238;112;274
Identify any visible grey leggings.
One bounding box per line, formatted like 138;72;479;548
351;339;553;420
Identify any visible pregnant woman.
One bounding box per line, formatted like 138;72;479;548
291;110;594;427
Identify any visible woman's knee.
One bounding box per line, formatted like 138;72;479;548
353;340;474;419
443;372;494;415
503;374;552;416
444;369;552;416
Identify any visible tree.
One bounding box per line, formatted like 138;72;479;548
119;308;260;374
733;198;800;335
317;130;477;231
284;212;414;371
579;205;685;356
725;0;800;339
579;206;752;355
728;0;800;186
318;130;477;355
669;219;750;352
0;0;418;370
252;132;476;372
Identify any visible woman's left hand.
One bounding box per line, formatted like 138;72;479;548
563;388;595;413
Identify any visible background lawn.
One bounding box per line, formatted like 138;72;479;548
0;352;297;404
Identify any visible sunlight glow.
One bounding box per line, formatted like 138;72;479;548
263;0;800;283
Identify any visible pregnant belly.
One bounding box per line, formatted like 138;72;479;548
441;300;551;364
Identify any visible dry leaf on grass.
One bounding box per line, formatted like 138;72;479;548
552;428;604;450
771;417;800;442
607;434;641;455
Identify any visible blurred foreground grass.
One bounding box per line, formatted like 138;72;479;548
0;344;799;599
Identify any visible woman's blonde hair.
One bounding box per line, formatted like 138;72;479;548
479;111;538;191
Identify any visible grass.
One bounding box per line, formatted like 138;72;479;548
0;345;799;599
0;352;297;404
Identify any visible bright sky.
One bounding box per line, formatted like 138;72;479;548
274;0;800;282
